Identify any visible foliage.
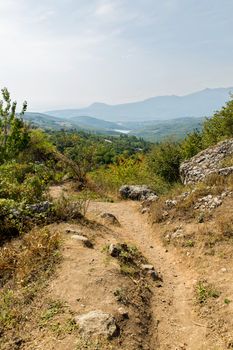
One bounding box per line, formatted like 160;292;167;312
181;95;233;155
147;140;182;183
52;195;84;221
201;96;233;147
196;280;220;304
0;161;51;203
0;87;29;163
89;155;169;195
50;131;151;184
181;130;203;159
0;228;61;335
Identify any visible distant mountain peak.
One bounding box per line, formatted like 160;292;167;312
46;87;233;122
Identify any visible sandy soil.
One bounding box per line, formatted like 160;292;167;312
89;200;216;350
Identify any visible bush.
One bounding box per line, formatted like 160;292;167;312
147;141;182;183
89;155;169;195
53;195;83;221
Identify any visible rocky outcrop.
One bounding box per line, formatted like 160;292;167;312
74;310;118;338
180;139;233;184
119;185;157;201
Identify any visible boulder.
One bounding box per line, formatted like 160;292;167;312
119;185;157;201
180;139;233;184
74;310;118;338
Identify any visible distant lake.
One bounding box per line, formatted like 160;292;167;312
114;129;131;134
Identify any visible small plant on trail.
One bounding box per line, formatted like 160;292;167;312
196;280;220;304
114;288;129;305
53;195;84;220
39;300;65;326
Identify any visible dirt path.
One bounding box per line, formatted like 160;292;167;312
89;200;213;350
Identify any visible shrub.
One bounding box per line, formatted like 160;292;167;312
53;195;83;221
147;141;182;183
90;155;169;195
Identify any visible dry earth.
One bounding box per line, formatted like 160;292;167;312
13;192;232;350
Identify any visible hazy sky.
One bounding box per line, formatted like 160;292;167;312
0;0;233;111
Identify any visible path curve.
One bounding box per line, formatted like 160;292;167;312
89;200;212;350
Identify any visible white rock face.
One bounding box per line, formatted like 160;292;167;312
180;139;233;184
74;310;118;338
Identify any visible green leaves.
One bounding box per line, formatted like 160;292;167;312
0;87;29;163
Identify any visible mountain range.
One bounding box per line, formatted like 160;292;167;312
46;87;233;122
24;87;232;141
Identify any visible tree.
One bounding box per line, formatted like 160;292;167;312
201;95;233;147
147;140;182;183
0;88;29;162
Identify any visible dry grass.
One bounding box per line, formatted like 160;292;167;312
204;173;233;192
0;228;60;288
53;195;84;220
151;174;233;223
0;228;61;340
217;212;233;239
219;155;233;168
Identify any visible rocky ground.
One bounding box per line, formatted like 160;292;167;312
5;186;231;350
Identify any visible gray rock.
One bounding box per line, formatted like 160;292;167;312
74;310;118;338
141;194;159;212
141;264;155;271
100;212;120;226
180;139;233;184
25;201;52;213
66;228;82;234
141;207;150;214
119;185;157;201
71;235;93;248
148;270;160;281
165;199;178;208
108;243;121;257
117;307;129;319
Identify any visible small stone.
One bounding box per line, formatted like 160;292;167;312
148;270;160;281
74;310;118;338
141;207;150;214
71;235;93;248
100;213;120;226
66;228;81;234
220;267;227;273
141;264;154;271
117;307;129;319
108;243;122;257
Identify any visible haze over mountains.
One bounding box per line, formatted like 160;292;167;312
46;87;232;122
24;87;232;141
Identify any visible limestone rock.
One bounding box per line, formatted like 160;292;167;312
108;243;121;257
180;139;233;184
141;264;155;271
74;310;118;338
71;235;93;248
119;185;157;201
25;201;52;213
100;212;120;226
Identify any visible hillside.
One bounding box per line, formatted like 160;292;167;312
24;112;204;142
1;89;233;350
47;87;233;122
23;112;127;134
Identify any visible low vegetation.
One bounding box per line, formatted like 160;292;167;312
0;86;233;349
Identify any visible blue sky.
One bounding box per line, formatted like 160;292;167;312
0;0;232;110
